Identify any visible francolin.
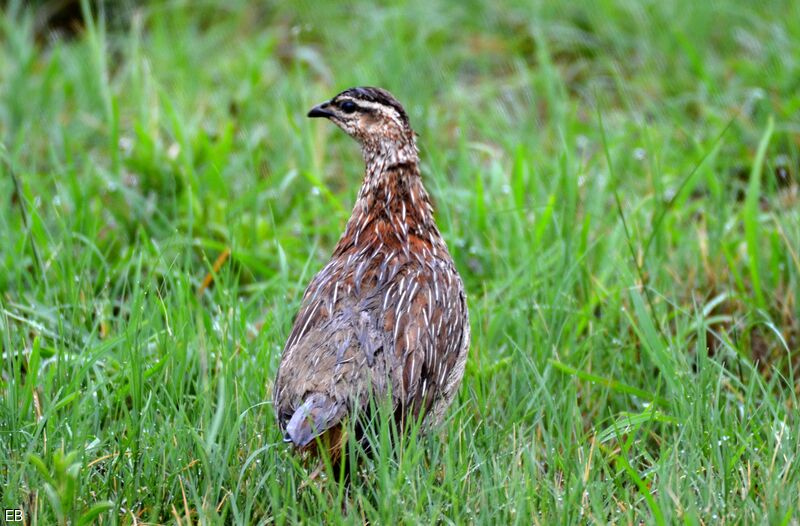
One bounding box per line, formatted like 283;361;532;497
273;87;470;463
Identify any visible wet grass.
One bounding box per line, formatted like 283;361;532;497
1;0;799;523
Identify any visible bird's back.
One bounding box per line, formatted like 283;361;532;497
273;180;468;450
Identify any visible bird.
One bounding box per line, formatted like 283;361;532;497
273;87;470;465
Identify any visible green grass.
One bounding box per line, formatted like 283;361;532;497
2;0;799;523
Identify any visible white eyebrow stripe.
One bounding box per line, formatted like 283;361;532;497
338;98;404;127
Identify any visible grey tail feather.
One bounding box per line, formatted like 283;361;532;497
285;394;342;447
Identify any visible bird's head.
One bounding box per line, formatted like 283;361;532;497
308;87;415;154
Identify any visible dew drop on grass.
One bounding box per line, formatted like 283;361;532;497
119;136;133;153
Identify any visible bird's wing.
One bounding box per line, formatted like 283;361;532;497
380;262;469;422
274;255;468;443
273;259;391;443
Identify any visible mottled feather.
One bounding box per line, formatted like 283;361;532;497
273;87;470;455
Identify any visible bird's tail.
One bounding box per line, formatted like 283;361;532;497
284;393;343;448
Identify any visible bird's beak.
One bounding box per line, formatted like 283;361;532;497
307;101;334;118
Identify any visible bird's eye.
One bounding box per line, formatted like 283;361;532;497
339;100;357;114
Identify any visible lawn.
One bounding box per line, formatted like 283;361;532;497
1;0;799;523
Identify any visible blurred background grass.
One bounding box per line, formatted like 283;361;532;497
1;0;799;523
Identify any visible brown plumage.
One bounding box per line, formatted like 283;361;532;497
273;87;470;461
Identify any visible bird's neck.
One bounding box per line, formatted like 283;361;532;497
361;135;418;172
336;138;438;253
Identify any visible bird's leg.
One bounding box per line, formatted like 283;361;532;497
298;425;349;490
